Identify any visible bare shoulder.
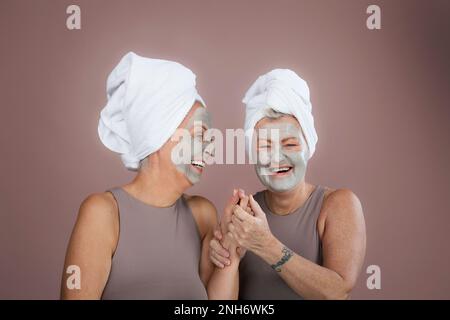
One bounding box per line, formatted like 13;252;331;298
318;187;365;235
73;192;119;246
322;188;363;213
184;194;218;239
184;194;217;216
78;192;118;222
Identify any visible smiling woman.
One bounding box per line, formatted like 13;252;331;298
254;112;309;193
209;68;366;300
60;52;236;300
170;107;213;184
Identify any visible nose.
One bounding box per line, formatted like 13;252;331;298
270;144;285;166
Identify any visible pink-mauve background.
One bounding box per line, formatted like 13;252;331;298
0;0;449;299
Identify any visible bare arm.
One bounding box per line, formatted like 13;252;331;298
187;195;217;287
193;191;245;300
206;232;241;299
229;190;366;300
60;193;118;299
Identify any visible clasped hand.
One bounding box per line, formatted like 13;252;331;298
209;189;273;268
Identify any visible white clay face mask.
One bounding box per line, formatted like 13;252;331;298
255;122;309;192
171;107;212;185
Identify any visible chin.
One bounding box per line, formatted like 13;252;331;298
268;182;297;193
186;174;202;186
175;173;195;190
270;187;292;193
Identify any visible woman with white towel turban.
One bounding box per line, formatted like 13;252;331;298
61;52;241;299
209;69;367;300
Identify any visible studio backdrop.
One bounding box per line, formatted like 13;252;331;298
1;0;449;299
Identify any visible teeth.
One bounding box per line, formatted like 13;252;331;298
272;167;291;173
191;160;205;168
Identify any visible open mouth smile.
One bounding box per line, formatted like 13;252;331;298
269;166;293;177
191;160;205;173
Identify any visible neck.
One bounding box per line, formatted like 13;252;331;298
123;163;187;207
264;181;313;215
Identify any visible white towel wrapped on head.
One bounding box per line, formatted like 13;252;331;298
98;52;205;170
242;68;318;159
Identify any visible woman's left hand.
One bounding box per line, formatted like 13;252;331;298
227;194;274;254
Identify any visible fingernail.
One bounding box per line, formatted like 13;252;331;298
233;189;237;196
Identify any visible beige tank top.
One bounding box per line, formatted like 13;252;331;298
101;187;208;299
239;185;326;299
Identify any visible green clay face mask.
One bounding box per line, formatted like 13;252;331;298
255;122;309;192
171;107;212;185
